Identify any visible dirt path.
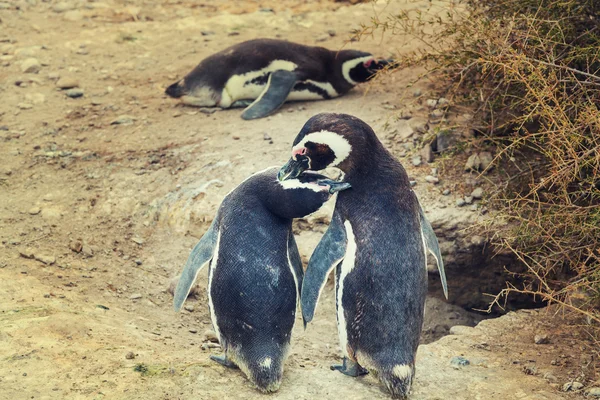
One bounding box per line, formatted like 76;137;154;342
0;1;587;399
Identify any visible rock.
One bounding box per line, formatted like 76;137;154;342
408;117;428;134
435;130;456;153
202;329;219;343
183;305;194;312
81;244;93;258
135;259;142;265
479;151;494;171
21;58;41;73
130;293;142;300
471;187;484;199
131;237;144;245
69;240;83;253
19;248;35;259
543;373;557;382
450;356;470;367
413;88;421;97
411;155;422;166
111;115;135;125
28;206;41;215
534;334;549;344
18;103;33;110
421;144;434;163
425;175;439;184
456;199;466;207
464;196;474;205
56;77;79;89
431;109;445;119
464;154;481;172
315;34;329;42
396;120;414;140
189;329;198;334
442;189;450;196
438;97;450;107
563;381;584;392
426;99;437;108
65;88;84;98
125;352;135;360
52;2;74;12
35;254;56;265
409;180;416;187
263;133;272;141
588;388;600;397
327;29;336;36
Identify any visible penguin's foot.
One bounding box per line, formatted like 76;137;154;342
230;99;254;108
210;354;238;369
317;179;352;194
330;357;368;377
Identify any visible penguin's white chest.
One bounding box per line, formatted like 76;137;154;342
336;220;357;357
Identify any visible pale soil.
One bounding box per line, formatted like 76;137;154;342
0;0;594;399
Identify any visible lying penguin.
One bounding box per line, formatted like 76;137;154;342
278;113;448;399
173;167;350;393
165;38;392;120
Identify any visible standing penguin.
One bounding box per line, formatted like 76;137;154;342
173;167;350;393
277;114;448;398
165;38;392;120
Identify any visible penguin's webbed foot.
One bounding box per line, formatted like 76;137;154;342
330;357;368;377
210;354;238;369
317;179;352;194
230;99;254;108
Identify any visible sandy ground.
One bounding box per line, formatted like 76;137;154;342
0;0;597;399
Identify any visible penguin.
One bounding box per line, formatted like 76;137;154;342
165;38;393;120
277;113;448;399
173;166;350;393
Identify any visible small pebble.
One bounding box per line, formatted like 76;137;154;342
202;329;219;343
450;356;470;367
130;293;142;300
125;352;135;360
56;77;79;89
471;187;484;199
184;305;194;312
456;199;466;207
534;334;549;344
135;259;142;266
425;99;437;108
263;133;272;141
563;381;584;392
65;88;84;98
425;175;439;184
464;196;474;205
588;388;600;397
442;189;450;196
21;58;41;73
409;180;417;187
411;156;422;166
28;206;41;215
111;115;135;125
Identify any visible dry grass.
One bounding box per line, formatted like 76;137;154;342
356;0;600;327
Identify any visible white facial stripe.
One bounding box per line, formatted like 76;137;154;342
292;130;352;167
207;231;222;343
278;179;325;192
341;56;374;85
337;220;357;357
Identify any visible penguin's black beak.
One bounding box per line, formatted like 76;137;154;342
370;59;396;73
278;157;309;181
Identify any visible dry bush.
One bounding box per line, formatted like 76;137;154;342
357;0;600;325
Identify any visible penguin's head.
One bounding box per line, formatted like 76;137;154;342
278;113;381;181
165;79;187;98
338;50;394;85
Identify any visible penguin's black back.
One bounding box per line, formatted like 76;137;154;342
210;167;330;359
336;154;427;367
184;39;368;94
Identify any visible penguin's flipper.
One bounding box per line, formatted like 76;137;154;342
418;204;448;299
287;231;304;300
241;70;297;120
301;217;347;325
173;218;219;311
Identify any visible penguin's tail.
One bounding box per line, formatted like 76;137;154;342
378;363;415;399
165;80;186;98
241;354;284;393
